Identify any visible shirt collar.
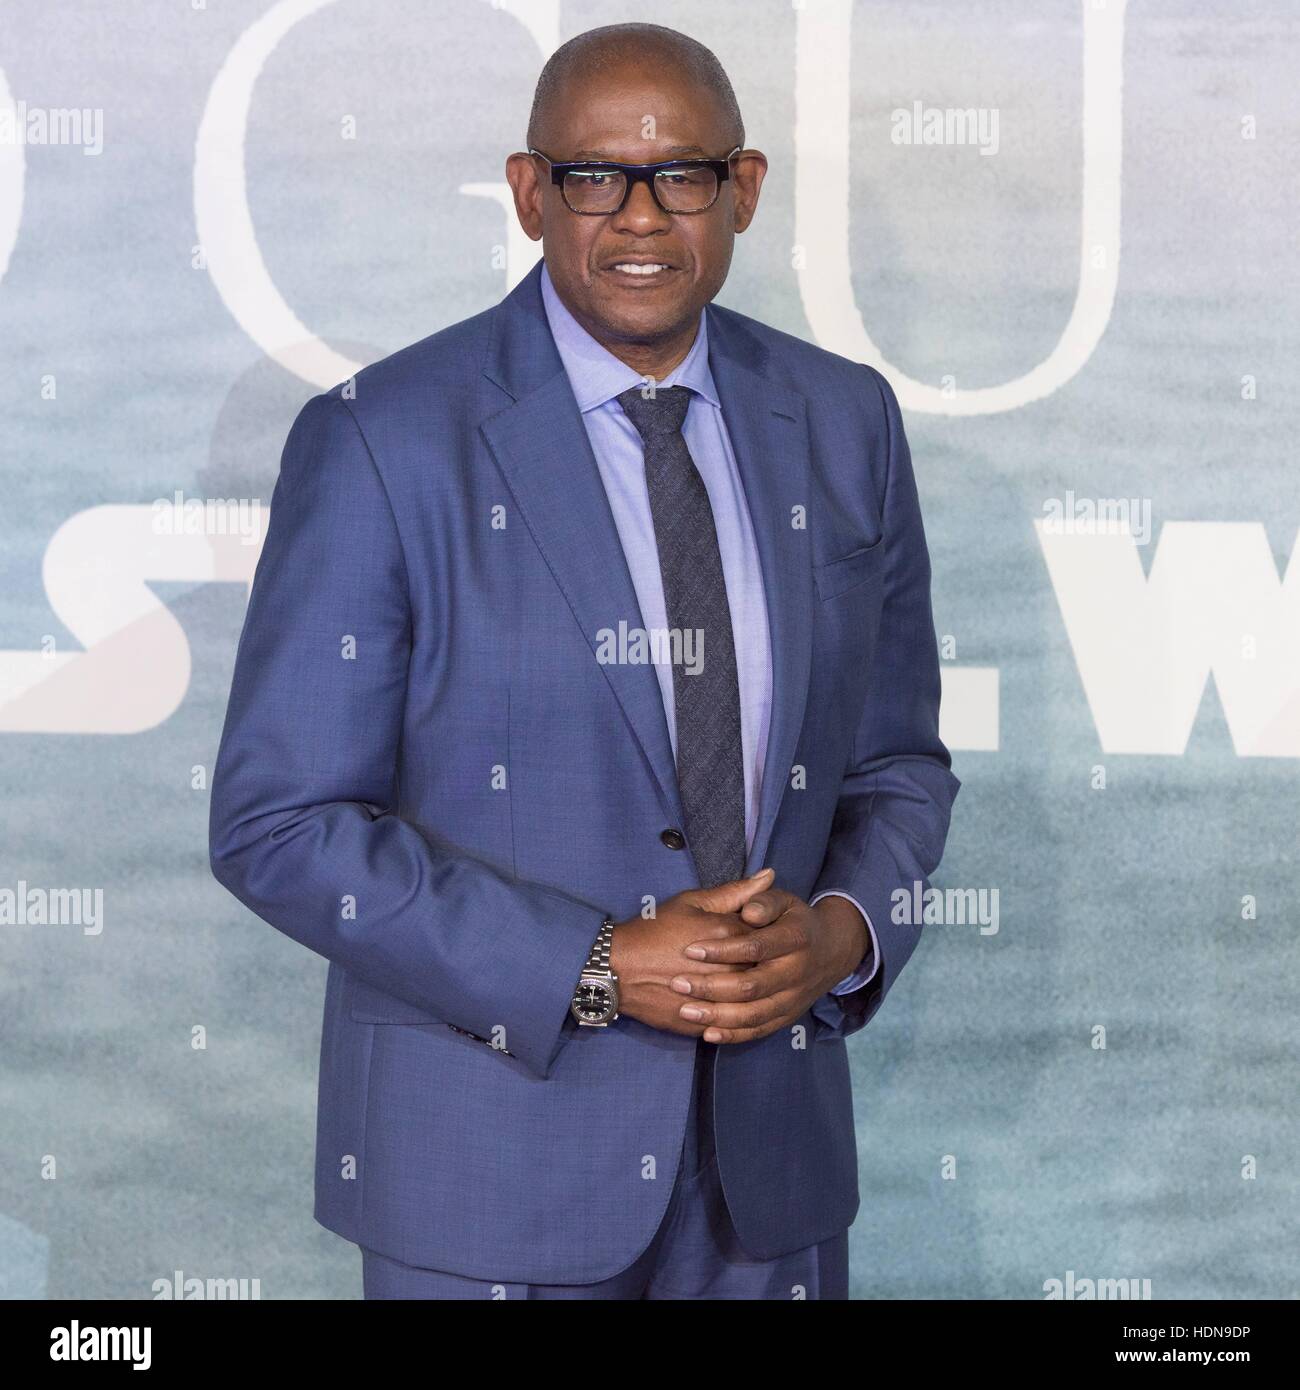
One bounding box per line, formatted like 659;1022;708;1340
539;261;720;413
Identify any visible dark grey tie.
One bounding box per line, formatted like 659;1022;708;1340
617;385;746;889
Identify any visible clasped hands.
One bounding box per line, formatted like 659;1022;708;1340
607;868;870;1044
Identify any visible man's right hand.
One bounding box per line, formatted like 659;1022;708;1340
608;868;774;1037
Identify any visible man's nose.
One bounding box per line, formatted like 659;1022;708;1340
610;177;671;234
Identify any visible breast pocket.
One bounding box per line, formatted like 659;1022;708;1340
811;539;886;699
813;538;885;601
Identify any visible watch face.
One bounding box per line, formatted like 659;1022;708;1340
573;979;616;1023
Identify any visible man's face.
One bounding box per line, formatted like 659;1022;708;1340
507;63;766;354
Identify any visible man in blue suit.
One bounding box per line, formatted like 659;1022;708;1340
210;22;959;1299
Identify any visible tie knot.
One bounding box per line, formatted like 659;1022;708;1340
617;384;693;440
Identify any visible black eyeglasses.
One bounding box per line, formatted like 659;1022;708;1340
529;147;741;215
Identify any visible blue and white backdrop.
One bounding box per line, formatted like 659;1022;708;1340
1;0;1296;1299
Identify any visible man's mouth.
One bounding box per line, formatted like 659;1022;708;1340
600;258;678;285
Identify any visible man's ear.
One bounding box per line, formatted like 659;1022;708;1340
505;152;545;242
730;149;768;235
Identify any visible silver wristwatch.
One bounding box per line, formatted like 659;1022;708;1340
570;917;620;1027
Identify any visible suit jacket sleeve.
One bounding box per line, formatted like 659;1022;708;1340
809;366;961;1039
208;390;605;1080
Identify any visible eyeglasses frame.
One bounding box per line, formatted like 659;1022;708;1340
528;146;743;215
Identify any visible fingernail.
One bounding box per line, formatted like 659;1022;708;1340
704;1028;723;1043
680;1006;706;1021
684;946;707;959
670;976;692;994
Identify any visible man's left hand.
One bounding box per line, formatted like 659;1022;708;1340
670;887;870;1044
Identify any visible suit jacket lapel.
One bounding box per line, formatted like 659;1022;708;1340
478;266;686;832
707;309;814;876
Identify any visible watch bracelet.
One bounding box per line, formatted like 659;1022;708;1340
582;916;617;976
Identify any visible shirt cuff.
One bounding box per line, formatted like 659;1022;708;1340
810;890;881;994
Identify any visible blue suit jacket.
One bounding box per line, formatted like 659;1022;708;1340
209;261;960;1283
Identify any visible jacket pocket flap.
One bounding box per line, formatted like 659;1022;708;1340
347;977;443;1025
813;539;885;601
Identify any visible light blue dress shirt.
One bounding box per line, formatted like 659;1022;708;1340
539;265;878;995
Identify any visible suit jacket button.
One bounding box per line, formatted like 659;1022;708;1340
660;828;686;850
